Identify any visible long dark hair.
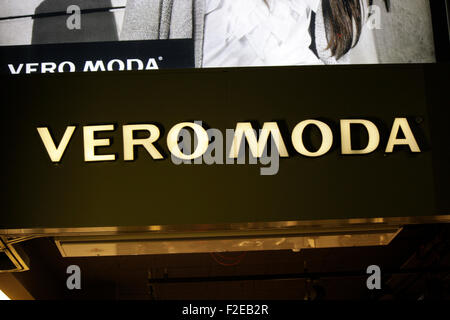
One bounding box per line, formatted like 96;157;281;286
322;0;390;59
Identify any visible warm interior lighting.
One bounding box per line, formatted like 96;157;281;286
0;289;11;300
55;229;400;257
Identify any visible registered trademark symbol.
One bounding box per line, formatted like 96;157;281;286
158;56;163;61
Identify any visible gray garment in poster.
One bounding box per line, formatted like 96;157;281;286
120;0;348;67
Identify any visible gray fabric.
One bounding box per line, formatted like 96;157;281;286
170;0;194;39
120;0;163;40
371;0;435;63
120;0;204;66
192;0;206;67
159;0;174;39
120;0;334;67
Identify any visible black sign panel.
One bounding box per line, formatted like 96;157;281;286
0;40;194;74
1;64;448;230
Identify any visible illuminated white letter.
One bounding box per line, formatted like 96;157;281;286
385;118;421;153
145;58;159;70
26;63;39;74
127;59;144;71
8;64;24;74
167;122;209;160
84;60;106;72
123;124;163;160
83;125;116;162
341;120;380;154
107;59;125;71
37;126;76;162
229;122;289;158
291;120;333;157
41;62;57;73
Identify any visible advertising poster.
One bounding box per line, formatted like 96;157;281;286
0;0;438;74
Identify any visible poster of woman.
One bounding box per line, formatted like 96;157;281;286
0;0;441;71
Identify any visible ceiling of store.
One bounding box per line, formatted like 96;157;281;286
7;223;450;300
